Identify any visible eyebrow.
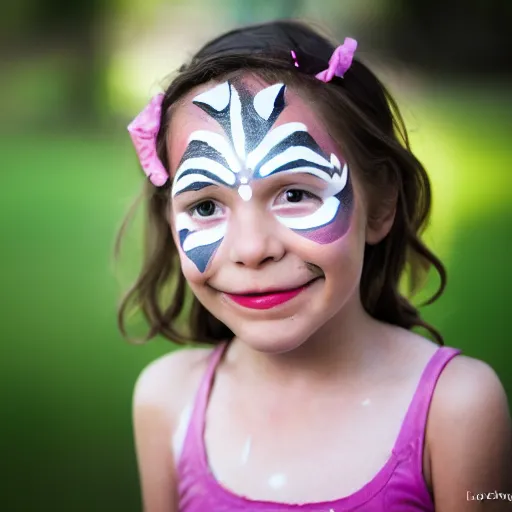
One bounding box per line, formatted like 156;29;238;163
172;138;237;197
172;176;221;196
171;80;345;198
173;129;341;197
251;129;339;181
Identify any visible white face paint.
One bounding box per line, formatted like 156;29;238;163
267;473;287;489
175;212;227;253
239;436;252;466
171;80;354;273
171;404;193;461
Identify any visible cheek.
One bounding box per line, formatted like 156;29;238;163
311;223;367;306
174;213;226;273
283;179;366;278
277;175;354;245
176;245;217;293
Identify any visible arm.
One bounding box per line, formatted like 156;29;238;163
132;348;212;512
428;356;512;511
133;360;178;512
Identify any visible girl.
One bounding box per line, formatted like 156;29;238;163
119;20;511;511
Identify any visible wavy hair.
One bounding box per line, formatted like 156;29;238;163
115;20;446;345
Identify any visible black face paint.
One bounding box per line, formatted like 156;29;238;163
173;80;354;273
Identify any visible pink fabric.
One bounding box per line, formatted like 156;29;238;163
127;93;169;187
177;344;461;511
128;40;357;186
315;38;358;82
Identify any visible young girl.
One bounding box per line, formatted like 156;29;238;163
119;20;511;511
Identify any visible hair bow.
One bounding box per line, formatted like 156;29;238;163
315;37;358;82
127;93;168;187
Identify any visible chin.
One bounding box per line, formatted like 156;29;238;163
229;316;319;354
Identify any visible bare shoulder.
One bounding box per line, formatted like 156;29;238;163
427;353;512;508
381;326;441;375
132;345;216;512
428;353;511;449
431;354;510;418
133;345;215;418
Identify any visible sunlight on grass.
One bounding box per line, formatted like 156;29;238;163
2;82;510;512
406;90;511;270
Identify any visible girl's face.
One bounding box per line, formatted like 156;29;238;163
167;75;371;352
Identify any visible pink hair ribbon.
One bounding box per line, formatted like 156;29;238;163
127;92;168;187
315;37;358;82
290;50;299;68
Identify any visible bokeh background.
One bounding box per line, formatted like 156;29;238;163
1;0;511;510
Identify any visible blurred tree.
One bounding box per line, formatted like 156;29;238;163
32;0;109;123
229;0;303;23
386;0;512;75
1;0;112;125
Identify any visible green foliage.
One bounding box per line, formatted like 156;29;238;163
1;85;510;510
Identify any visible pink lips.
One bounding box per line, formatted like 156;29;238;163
225;283;312;310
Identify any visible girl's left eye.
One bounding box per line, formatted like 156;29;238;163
278;189;319;204
188;199;222;219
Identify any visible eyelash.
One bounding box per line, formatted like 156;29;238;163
280;189;319;203
188;199;222;219
187;188;321;218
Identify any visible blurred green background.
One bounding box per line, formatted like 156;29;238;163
1;0;511;510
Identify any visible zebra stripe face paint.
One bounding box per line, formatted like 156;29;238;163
171;80;353;272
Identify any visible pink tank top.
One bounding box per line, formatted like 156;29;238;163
177;344;461;511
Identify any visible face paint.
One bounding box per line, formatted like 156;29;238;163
267;152;353;245
268;473;287;490
171;403;192;461
240;436;252;466
175;211;227;273
187;80;287;201
172;80;353;272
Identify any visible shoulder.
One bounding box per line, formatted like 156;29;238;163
430;353;509;422
427;353;512;508
428;353;510;454
133;345;215;419
132;347;218;512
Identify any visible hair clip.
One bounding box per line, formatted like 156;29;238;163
127;93;168;187
290;50;299;68
315;37;358;82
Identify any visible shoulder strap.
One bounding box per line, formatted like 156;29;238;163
177;343;228;465
191;343;228;431
393;346;462;454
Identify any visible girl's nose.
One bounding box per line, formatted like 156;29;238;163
227;206;285;268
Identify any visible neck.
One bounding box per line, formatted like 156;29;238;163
227;293;393;391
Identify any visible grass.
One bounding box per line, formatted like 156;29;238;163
1;84;510;511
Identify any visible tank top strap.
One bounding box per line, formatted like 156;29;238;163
178;343;228;463
393;346;462;456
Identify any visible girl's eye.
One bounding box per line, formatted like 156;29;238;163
190;200;218;218
278;189;319;204
273;188;322;216
285;189;307;203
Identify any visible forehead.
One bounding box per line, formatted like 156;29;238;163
167;75;341;174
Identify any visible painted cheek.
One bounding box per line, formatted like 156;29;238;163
278;175;354;245
175;213;227;273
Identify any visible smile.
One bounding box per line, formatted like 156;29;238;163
224;279;318;310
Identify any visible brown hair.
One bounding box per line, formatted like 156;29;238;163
116;20;446;346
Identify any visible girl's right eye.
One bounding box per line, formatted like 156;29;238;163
189;200;220;218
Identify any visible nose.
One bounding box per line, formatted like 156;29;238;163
227;205;285;268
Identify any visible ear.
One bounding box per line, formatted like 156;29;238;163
365;196;397;245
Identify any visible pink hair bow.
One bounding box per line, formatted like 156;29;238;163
315;37;358;82
127;93;168;187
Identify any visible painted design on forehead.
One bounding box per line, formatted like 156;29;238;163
172;81;287;201
172;80;353;272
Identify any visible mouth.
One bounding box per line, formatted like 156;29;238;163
223;277;320;310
